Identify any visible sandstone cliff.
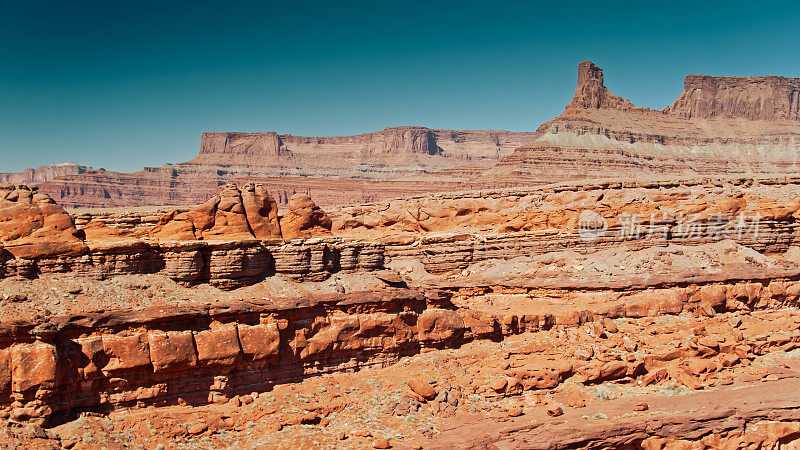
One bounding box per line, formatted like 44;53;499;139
31;127;535;208
669;73;800;121
0;184;87;259
16;62;800;209
487;61;800;182
568;61;638;111
0;162;86;185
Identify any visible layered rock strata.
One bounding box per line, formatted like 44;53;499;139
332;176;800;273
0;237;384;288
0;184;87;259
0;288;477;424
0;183;379;288
486;61;800;181
29;127;535;208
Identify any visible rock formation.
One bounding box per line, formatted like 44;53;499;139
0;162;86;184
486;61;800;182
149;182;282;241
279;194;332;240
20;62;800;209
0;183;86;259
1;175;800;448
28;127;536;208
569;61;638;110
6;62;800;449
670;73;800;120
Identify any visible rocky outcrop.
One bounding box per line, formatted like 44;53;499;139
32;127;535;208
332;176;800;273
0;236;385;288
149;182;281;241
568;61;638;111
279;194;332;240
0;184;87;259
197;132;283;160
0;184;381;288
669;74;800;121
193;127;442;166
0;287;505;424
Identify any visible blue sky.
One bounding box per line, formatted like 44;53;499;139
1;0;798;172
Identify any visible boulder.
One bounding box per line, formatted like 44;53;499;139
0;185;87;259
279;194;332;240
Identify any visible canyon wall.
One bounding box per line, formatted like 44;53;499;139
0;163;87;185
669;74;800;121
2;176;800;429
488;61;800;182
28;127;535;208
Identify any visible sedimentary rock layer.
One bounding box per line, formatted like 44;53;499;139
0;288;472;424
487;61;800;181
26;127;535;208
0;163;86;185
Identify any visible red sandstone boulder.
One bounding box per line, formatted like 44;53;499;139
407;378;436;400
279;194;332;240
10;342;57;393
238;322;281;360
194;324;242;366
0;184;87;259
417;309;466;342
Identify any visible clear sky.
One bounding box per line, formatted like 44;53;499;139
1;0;799;172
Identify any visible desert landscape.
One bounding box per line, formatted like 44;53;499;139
0;58;799;449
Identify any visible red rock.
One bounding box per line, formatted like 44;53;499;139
194;324;241;366
488;378;508;393
417;309;466;342
407;378;436;400
633;402;649;411
238;322;281;360
506;405;524;417
187;422;208;435
147;331;198;373
0;185;87;259
372;437;391;448
279;194;332;240
602;317;618;333
641;368;669;386
566;390;586;408
10;342;57;392
150;183;282;241
546;405;564;417
102;333;151;373
240;182;282;240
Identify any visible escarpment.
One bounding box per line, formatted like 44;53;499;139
669;73;800;121
21;127;536;208
7;61;800;447
487;61;800;182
